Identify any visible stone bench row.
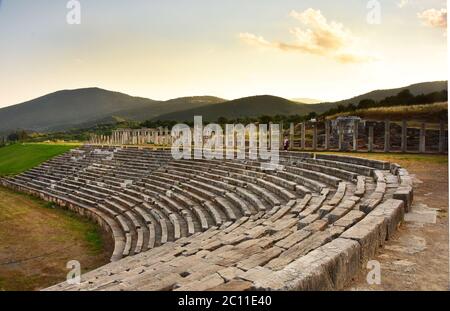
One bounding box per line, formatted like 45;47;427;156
43;157;398;290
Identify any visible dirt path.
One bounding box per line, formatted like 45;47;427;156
345;157;449;291
0;186;113;291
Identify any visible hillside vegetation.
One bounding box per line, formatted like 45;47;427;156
154;95;318;121
0;88;225;133
327;102;448;122
321;81;448;107
0;81;446;133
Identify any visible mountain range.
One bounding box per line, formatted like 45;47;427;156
0;81;447;133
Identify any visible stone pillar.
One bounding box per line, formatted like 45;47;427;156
268;122;272;150
439;120;445;154
419;123;426;153
165;127;169;146
368;126;374;152
279;122;284;150
158;127;163;145
401;120;407;153
325;120;330;150
301;123;306;150
353;120;359;152
289;123;295;151
312;123;318;150
338;122;344;151
384;120;390;153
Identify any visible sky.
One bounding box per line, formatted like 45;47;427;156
0;0;447;108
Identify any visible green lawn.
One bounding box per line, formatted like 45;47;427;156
0;143;78;176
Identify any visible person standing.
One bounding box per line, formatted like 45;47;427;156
283;136;290;151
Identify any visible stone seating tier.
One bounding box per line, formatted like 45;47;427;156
0;145;413;291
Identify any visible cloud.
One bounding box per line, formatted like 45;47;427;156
397;0;408;8
238;33;272;48
239;9;376;64
418;8;447;29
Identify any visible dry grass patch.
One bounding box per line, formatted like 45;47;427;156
0;186;112;291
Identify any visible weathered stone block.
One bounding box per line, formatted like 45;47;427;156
253;238;360;291
341;215;387;265
367;199;404;240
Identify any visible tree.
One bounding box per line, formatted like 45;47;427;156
217;117;228;125
358;99;376;110
259;115;273;124
7;132;19;142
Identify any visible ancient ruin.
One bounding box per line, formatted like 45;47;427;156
0;144;414;290
91;118;448;154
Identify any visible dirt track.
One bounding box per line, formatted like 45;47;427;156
346;157;449;291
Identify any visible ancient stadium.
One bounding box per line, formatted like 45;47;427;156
1;142;414;291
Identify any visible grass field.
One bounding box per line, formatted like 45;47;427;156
0;186;112;291
0;142;112;290
0;143;78;176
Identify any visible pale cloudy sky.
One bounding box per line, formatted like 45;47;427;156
0;0;447;108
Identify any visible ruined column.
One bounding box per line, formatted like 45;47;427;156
353;120;359;152
384;120;390;153
158;128;163;145
419;123;426;153
289;123;295;151
338;122;344;151
401;120;407;153
439;120;445;154
268;122;272;150
312;123;318;150
325;120;330;150
165;127;170;146
368;126;374;152
279;122;284;150
301;123;306;150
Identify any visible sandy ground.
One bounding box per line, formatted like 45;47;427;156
346;159;449;291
